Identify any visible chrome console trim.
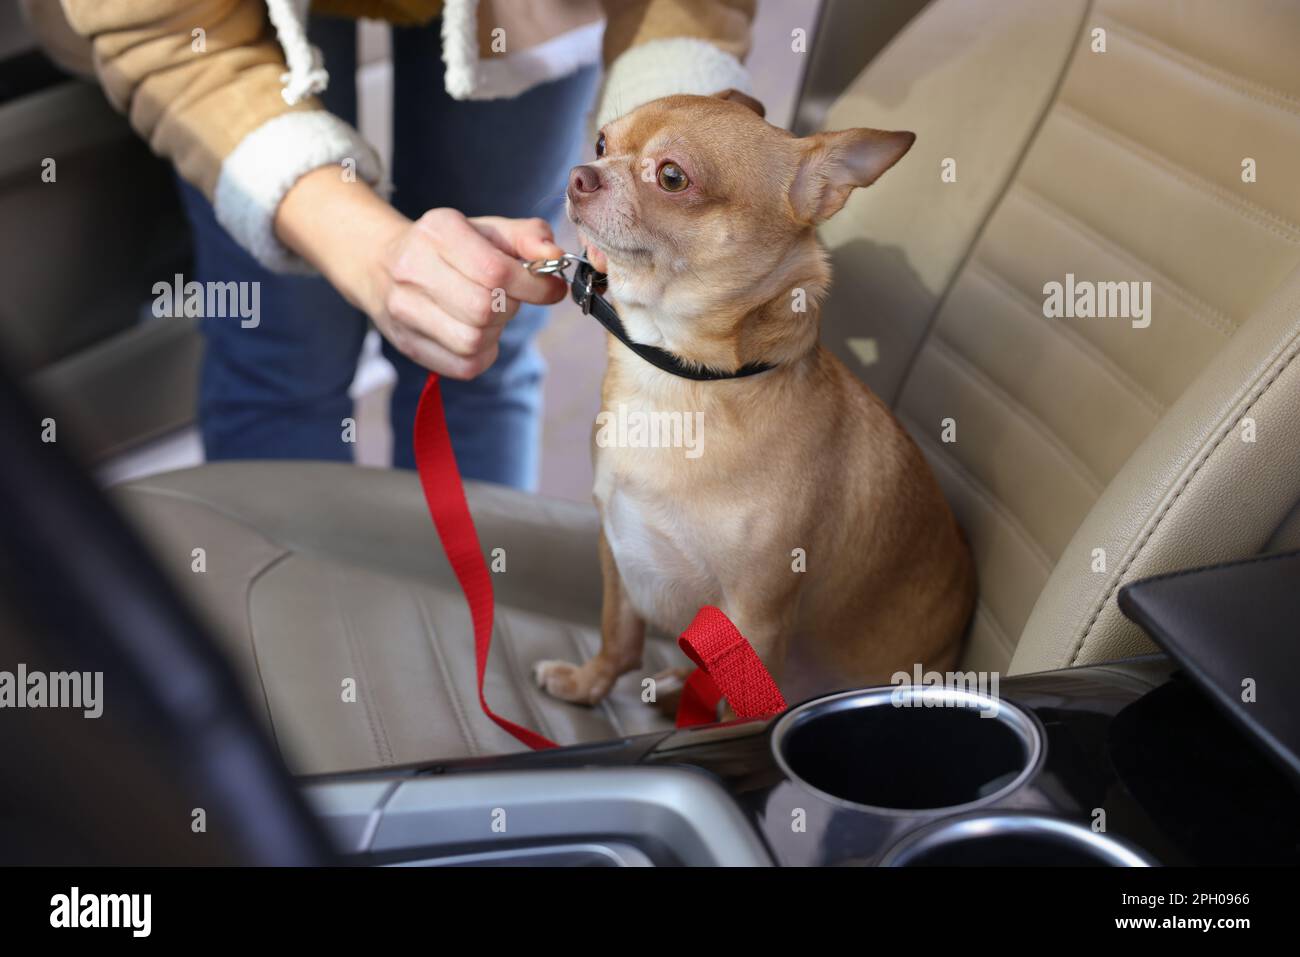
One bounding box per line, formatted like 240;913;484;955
304;766;772;866
880;812;1155;867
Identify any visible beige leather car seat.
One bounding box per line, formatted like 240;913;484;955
115;0;1300;774
816;0;1300;675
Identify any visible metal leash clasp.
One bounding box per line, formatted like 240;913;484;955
521;253;588;280
521;252;597;314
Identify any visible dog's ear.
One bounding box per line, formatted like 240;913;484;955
713;88;766;118
790;128;915;224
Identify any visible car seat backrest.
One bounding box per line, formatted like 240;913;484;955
815;0;1300;672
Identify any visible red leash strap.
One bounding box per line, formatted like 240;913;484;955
674;606;787;726
414;374;557;750
413;374;786;750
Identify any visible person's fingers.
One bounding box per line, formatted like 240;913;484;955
387;214;525;327
474;215;563;262
393;246;518;330
473;217;569;305
384;283;504;360
418;208;562;305
403;334;501;380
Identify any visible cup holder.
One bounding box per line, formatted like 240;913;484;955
771;686;1042;813
880;814;1154;866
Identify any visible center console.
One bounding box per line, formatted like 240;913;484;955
302;654;1300;866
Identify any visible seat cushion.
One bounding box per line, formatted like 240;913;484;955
113;462;684;775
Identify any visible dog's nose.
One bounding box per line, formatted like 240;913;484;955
569;164;601;194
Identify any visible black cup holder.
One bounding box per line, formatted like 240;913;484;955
881;813;1154;866
771;686;1042;813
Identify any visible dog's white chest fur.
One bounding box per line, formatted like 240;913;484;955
594;455;720;636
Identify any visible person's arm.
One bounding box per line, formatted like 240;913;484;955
275;168;566;379
56;0;564;378
597;0;757;126
59;0;381;274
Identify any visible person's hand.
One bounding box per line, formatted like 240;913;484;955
370;209;568;377
275;168;567;378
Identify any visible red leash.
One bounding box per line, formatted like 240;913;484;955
670;605;787;727
414;373;786;750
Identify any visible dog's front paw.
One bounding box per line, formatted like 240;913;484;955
533;659;574;694
533;659;611;705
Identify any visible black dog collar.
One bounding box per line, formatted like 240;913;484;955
571;261;775;381
524;255;774;382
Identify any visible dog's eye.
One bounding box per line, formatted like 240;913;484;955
595;133;606;157
656;162;689;192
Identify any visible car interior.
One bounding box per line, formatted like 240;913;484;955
2;0;1299;870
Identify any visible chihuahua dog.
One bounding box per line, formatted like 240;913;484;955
534;90;975;711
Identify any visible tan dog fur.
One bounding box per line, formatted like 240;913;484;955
533;91;975;710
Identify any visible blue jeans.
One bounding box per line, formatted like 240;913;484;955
178;17;597;487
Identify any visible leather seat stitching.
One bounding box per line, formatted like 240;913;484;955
115;487;289;747
565;622;626;737
468;485;598;533
887;0;1097;407
903;416;1055;572
927;334;1106;492
412;590;481;757
242;548;293;749
117;484;581;751
1067;326;1300;666
116;484;404;575
117;484;287;542
1121;548;1299;589
965;261;1167;414
1011;184;1239;337
495;612;560;741
974;600;1017;657
333;575;395;766
1101;14;1300;117
1056;103;1300;242
121;482;600;602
